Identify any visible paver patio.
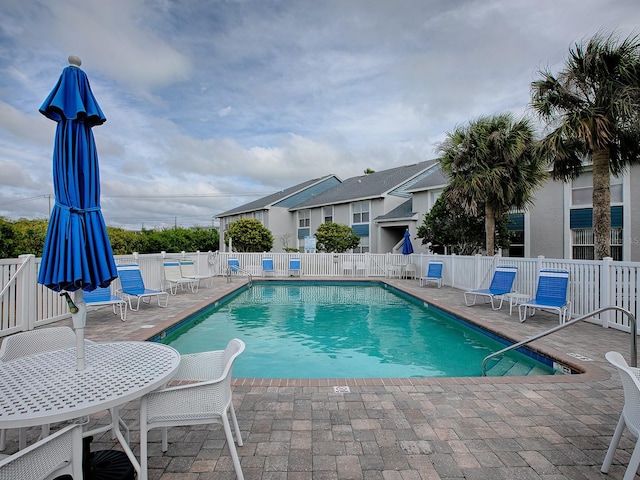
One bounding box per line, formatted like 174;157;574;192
3;276;637;479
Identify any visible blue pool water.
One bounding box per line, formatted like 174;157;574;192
161;282;555;378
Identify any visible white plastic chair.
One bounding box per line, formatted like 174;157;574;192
140;339;246;480
342;261;354;276
602;351;640;479
0;423;83;480
355;262;367;276
163;261;197;295
403;263;418;280
180;259;214;288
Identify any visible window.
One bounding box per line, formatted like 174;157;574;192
353;236;369;253
352;201;369;224
572;172;623;206
298;209;310;228
323;206;333;223
572;228;622;261
507;213;524;257
253;211;263;223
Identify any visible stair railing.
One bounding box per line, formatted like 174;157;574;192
226;266;253;287
481;305;637;376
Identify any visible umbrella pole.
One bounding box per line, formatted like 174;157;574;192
71;290;87;371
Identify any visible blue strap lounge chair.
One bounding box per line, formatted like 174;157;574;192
262;257;275;277
116;263;169;311
228;258;240;274
519;269;571;324
464;265;517;310
84;285;127;321
288;258;301;277
420;260;443;288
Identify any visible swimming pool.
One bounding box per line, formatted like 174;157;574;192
160;281;558;378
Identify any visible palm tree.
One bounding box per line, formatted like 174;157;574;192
437;113;546;255
531;32;640;259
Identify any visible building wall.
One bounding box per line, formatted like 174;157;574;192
527;180;566;259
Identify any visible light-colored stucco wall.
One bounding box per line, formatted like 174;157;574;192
527;180;566;259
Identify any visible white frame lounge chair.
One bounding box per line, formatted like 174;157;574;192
84;285;127;321
464;265;517;310
602;351;640;480
288;258;301;277
519;269;571;324
163;261;197;294
420;261;443;288
403;263;418;280
0;423;83;480
179;259;214;288
116;263;169;311
262;257;275;277
342;261;354;276
355;262;367;276
140;339;246;480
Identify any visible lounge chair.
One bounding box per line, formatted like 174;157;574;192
601;351;640;480
228;258;240;274
519;269;571;324
262;257;275;277
355;262;367;276
420;260;443;288
84;285;127;321
180;259;214;288
288;258;301;277
163;261;197;294
116;263;169;311
464;265;517;310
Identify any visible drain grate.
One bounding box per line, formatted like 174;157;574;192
334;386;350;393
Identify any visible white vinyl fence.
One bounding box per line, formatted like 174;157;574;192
1;251;638;338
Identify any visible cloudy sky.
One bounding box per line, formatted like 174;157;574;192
0;0;637;231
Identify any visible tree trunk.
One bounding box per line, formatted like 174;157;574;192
485;204;495;255
592;149;611;260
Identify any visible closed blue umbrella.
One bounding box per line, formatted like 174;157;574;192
38;56;117;370
401;229;414;255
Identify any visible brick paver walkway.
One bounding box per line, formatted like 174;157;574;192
4;276;638;479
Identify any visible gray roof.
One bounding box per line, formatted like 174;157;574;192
374;199;414;222
217;175;339;217
291;160;436;210
405;163;448;192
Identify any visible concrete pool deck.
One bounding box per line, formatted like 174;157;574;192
6;276;638;479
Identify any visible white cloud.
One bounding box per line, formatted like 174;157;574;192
0;0;637;230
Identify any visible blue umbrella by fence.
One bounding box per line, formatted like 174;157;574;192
38;56;118;370
401;229;414;255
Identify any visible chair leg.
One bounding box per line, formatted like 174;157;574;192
624;438;640;480
229;404;243;446
602;414;625;473
222;414;244;480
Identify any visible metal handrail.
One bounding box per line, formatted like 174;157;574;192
226;266;253;287
481;305;637;376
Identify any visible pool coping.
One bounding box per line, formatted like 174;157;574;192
133;277;611;387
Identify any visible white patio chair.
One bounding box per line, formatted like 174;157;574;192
140;339;246;480
602;351;640;479
342;261;354;276
0;326;127;451
163;261;197;295
355;262;367;276
180;259;214;288
0;423;83;480
403;263;418;280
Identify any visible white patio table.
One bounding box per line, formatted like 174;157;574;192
0;341;180;479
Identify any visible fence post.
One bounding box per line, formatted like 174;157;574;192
601;257;613;329
450;253;456;288
17;254;36;331
474;254;482;288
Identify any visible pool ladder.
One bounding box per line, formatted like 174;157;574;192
226;266;253;287
481;305;637;376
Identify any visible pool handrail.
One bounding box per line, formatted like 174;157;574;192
481;305;637;376
225;265;253;287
